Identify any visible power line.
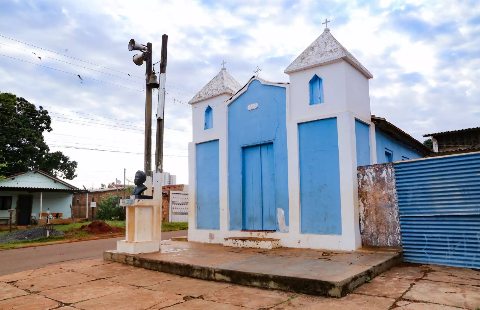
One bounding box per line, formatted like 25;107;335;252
0;53;145;92
0;35;200;96
0;34;144;79
0;42;145;84
48;144;188;156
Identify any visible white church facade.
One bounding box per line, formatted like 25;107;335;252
187;28;428;251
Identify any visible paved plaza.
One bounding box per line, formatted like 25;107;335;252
0;259;479;309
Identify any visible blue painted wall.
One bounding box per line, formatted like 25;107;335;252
375;128;423;163
355;120;370;166
299;118;342;235
228;80;289;231
196;140;220;230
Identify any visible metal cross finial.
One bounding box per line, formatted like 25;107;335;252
322;18;330;29
221;60;227;69
254;66;262;77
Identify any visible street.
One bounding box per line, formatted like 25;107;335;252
0;230;187;276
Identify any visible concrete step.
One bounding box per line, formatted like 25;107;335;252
224;237;281;249
104;241;403;297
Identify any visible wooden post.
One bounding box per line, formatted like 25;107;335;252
145;42;153;176
39;192;43;219
155;34;168;173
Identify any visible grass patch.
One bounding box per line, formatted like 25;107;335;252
53;220;126;232
0;229;16;237
0;235;65;249
162;222;188;232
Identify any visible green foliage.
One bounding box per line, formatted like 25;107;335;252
423;138;433;150
162;222;188;231
0;163;6;181
95;194;125;221
0;93;77;179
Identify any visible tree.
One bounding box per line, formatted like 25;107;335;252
0;93;77;179
96;194;125;221
423;139;433;150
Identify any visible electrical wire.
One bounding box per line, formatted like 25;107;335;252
0;53;145;92
0;42;145;84
0;34;144;78
48;144;188;156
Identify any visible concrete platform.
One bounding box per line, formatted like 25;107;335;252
104;241;402;297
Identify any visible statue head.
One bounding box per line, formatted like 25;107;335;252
134;170;147;186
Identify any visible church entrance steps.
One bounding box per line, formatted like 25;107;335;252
104;241;403;297
224;237;281;249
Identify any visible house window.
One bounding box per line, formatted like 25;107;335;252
92;197;95;202
401;156;409;161
76;199;80;204
309;74;324;105
0;196;12;210
204;106;213;130
385;148;393;163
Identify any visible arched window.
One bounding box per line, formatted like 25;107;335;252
204;106;213;130
309;75;324;105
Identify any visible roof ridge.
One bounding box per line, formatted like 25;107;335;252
284;28;372;78
188;68;242;105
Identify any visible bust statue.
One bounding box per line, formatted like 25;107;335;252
132;170;148;196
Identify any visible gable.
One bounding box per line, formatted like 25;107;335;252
1;172;73;190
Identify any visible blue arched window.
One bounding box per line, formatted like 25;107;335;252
309;75;324;105
204;106;213;130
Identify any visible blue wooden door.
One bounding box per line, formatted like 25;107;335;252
242;143;276;230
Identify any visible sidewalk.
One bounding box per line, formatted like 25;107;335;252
0;259;479;309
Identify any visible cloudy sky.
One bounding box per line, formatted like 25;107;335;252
1;0;479;188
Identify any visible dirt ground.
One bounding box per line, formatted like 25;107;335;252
0;259;479;309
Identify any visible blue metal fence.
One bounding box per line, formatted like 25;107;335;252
394;152;480;268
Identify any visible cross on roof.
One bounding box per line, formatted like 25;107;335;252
254;66;262;76
221;60;227;69
322;18;330;29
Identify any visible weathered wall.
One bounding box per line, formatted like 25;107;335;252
357;163;401;247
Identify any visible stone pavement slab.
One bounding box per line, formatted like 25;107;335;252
203;285;292;309
271;294;326;309
104;241;402;297
166;299;244;310
0;294;59;310
380;265;427;280
403;280;480;309
55;259;112;272
0;282;28;301
108;268;180;287
74;288;184;310
148;276;232;297
426;271;480;286
353;275;413;298
396;300;463;309
73;262;138;279
14;271;95;292
303;293;395;310
41;279;130;304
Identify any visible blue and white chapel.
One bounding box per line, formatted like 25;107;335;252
187;27;426;250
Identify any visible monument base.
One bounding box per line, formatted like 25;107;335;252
116;240;160;254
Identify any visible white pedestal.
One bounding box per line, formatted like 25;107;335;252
116;173;162;254
117;240;160;254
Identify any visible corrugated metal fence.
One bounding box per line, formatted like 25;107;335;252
394;152;480;268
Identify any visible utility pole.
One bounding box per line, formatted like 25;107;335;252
155;34;168;173
123;168;126;199
128;39;159;177
145;42;153;176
